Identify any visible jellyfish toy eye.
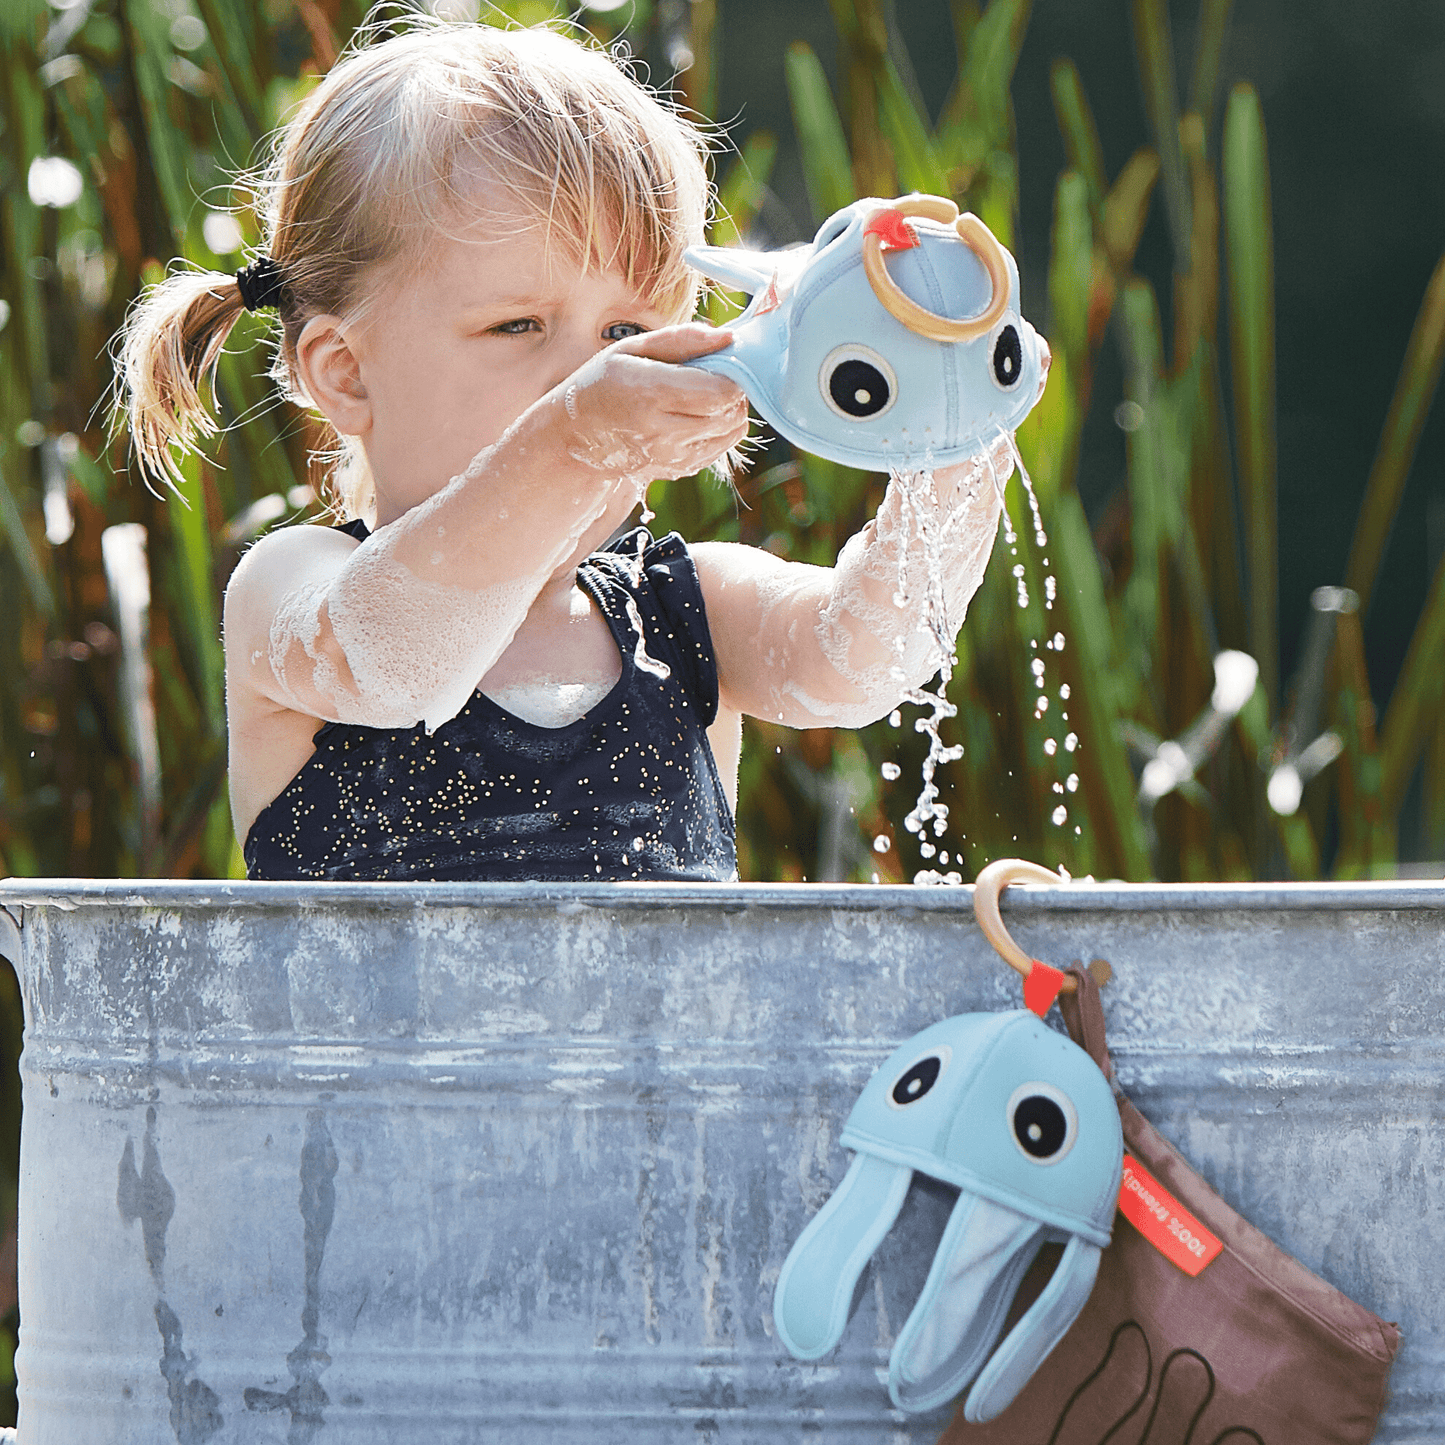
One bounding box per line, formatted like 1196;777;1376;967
1006;1081;1078;1163
887;1044;952;1109
820;344;898;421
990;323;1024;391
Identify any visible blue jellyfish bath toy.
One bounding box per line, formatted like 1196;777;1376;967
773;1007;1122;1420
684;195;1050;471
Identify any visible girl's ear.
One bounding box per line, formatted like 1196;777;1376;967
295;315;371;437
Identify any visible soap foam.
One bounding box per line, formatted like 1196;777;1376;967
328;549;536;732
483;676;616;728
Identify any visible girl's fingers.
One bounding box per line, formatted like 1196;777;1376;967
613;322;734;364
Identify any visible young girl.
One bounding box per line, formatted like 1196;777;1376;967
121;18;1019;883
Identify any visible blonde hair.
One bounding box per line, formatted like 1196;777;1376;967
119;16;712;519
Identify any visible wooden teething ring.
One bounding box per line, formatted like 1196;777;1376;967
861;196;1011;343
972;858;1077;996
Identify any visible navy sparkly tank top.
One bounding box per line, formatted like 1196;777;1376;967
244;525;737;882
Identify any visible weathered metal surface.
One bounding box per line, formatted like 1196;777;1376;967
0;878;1440;1444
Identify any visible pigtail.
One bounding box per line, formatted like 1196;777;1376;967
117;266;251;489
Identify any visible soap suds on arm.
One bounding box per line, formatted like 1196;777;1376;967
695;438;1007;730
233;402;641;733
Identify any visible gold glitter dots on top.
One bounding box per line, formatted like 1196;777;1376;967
244;527;737;883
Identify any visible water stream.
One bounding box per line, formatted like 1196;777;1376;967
886;437;1080;884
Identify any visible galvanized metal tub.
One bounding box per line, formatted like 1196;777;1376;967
0;879;1440;1444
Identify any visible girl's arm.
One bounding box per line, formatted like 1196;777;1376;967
224;325;747;733
694;439;1008;730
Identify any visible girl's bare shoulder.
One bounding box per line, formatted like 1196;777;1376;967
223;523;362;645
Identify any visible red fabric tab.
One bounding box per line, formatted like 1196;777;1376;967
1023;960;1066;1017
1118;1154;1224;1277
864;208;919;251
753;269;782;316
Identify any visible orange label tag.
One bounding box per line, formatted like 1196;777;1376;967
1117;1155;1224;1277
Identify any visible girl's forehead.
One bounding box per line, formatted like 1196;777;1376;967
378;220;657;316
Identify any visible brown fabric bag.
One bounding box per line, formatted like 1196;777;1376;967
937;965;1400;1445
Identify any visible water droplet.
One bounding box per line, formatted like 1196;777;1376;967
1013;563;1026;579
1052;632;1065;651
1036;696;1049;713
939;851;950;864
881;761;901;781
1064;732;1078;752
874;834;892;853
1053;782;1064;794
871;871;881;883
1066;773;1079;792
1031;658;1045;677
1059;683;1071;699
1043;738;1057;756
1052;804;1068;826
889;709;902;728
1074;825;1082;835
919;841;936;858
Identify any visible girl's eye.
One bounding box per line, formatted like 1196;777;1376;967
604;322;646;342
490;318;540;336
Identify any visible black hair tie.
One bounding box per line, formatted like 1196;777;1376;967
235;255;286;312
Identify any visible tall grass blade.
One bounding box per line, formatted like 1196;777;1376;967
1049;60;1107;222
192;0;266;138
1332;604;1393;875
0;457;55;622
876;58;949;196
1343;247;1445;617
1378;552;1445;820
1188;0;1234;138
1130;0;1191;270
1102;149;1161;274
963;0;1031;150
1222;83;1278;710
121;2;193;247
785;42;857;223
166;459;225;738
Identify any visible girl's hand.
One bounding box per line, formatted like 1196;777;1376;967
551;323;749;486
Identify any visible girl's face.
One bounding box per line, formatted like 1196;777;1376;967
334;201;677;526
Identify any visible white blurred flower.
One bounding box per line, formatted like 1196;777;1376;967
27;156;83;209
1140;740;1191;803
203;211;245;256
1210;650;1259;717
1267;764;1303;817
170;14;207;50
